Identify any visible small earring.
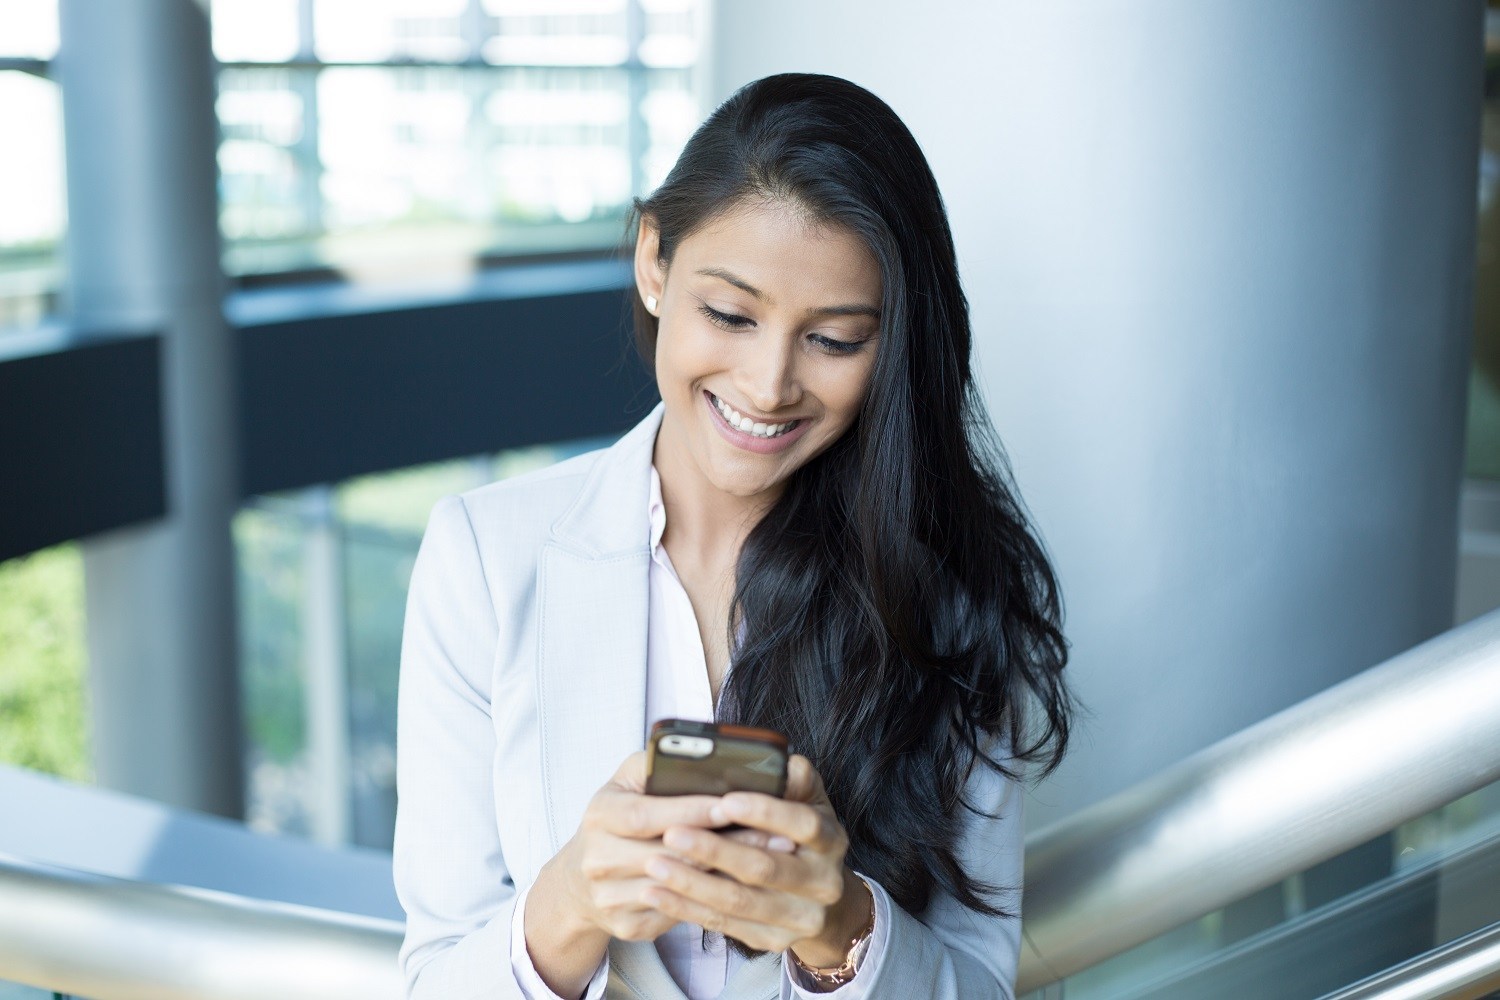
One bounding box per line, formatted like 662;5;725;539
645;294;658;314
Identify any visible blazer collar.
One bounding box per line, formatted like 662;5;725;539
549;400;665;558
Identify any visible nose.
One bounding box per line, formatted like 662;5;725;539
734;331;802;415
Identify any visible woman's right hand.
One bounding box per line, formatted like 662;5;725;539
525;749;762;997
551;749;729;941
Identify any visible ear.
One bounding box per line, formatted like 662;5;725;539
634;213;665;315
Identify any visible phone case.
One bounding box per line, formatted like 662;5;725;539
645;718;789;797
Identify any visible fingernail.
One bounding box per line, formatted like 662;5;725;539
722;797;749;819
768;835;795;852
709;805;728;825
663;828;691;850
646;857;672;880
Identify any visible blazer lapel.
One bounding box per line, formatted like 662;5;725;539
537;401;665;856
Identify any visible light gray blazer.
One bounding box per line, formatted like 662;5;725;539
392;401;1024;1000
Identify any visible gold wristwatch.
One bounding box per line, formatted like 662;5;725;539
789;875;876;989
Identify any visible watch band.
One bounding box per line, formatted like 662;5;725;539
790;875;876;988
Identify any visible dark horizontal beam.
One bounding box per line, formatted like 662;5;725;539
0;332;165;561
235;263;658;496
0;259;658;560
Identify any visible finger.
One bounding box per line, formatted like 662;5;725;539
641;857;825;941
782;754;829;805
592;788;727;839
644;887;794;951
642;885;775;947
722;827;797;853
661;827;841;904
718;793;842;854
590;878;689;942
591;875;674;912
577;836;712;880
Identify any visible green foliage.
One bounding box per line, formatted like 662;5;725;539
0;543;92;782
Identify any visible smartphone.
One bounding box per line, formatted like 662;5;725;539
645;718;789;798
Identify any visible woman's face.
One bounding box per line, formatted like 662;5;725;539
636;197;883;505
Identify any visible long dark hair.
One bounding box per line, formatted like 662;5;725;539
624;73;1073;936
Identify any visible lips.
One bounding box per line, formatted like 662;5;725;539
702;390;812;455
707;391;800;439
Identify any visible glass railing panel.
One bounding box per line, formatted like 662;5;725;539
235;497;315;838
236;433;620;849
1022;778;1500;1000
343;520;417;850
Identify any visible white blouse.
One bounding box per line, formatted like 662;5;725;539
507;464;889;999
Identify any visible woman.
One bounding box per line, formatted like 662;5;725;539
393;72;1073;1000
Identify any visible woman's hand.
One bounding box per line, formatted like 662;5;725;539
523;749;718;997
638;754;874;967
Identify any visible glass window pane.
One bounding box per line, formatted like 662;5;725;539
212;0;301;63
0;0;58;59
221;65;637;282
311;65;490;280
215;0;704;283
217;67;321;275
481;0;628;66
236;503;312;837
315;0;469;63
639;0;698;69
0;70;65;332
483;67;631;222
642;68;698;194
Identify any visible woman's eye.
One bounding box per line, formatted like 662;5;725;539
698;303;752;329
810;333;866;356
697;302;866;356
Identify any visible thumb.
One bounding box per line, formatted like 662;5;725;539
784;754;830;806
612;749;650;793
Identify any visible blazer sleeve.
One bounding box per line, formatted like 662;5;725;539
393;494;527;1000
796;755;1024;1000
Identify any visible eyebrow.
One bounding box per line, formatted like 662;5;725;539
695;266;882;320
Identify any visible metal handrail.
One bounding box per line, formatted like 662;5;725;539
1016;606;1500;992
0;853;404;1000
2;608;1499;999
1316;921;1500;1000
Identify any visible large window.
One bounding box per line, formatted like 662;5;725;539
211;0;705;285
0;1;705;334
0;0;65;333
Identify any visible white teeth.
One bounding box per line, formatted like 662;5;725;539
710;393;796;439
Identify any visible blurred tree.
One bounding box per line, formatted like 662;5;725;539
0;543;91;782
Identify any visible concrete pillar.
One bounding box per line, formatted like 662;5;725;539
709;0;1485;828
60;0;244;819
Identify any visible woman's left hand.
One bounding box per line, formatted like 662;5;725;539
641;753;873;965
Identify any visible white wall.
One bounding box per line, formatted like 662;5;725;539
707;0;1484;830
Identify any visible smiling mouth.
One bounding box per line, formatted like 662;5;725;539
706;391;801;440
